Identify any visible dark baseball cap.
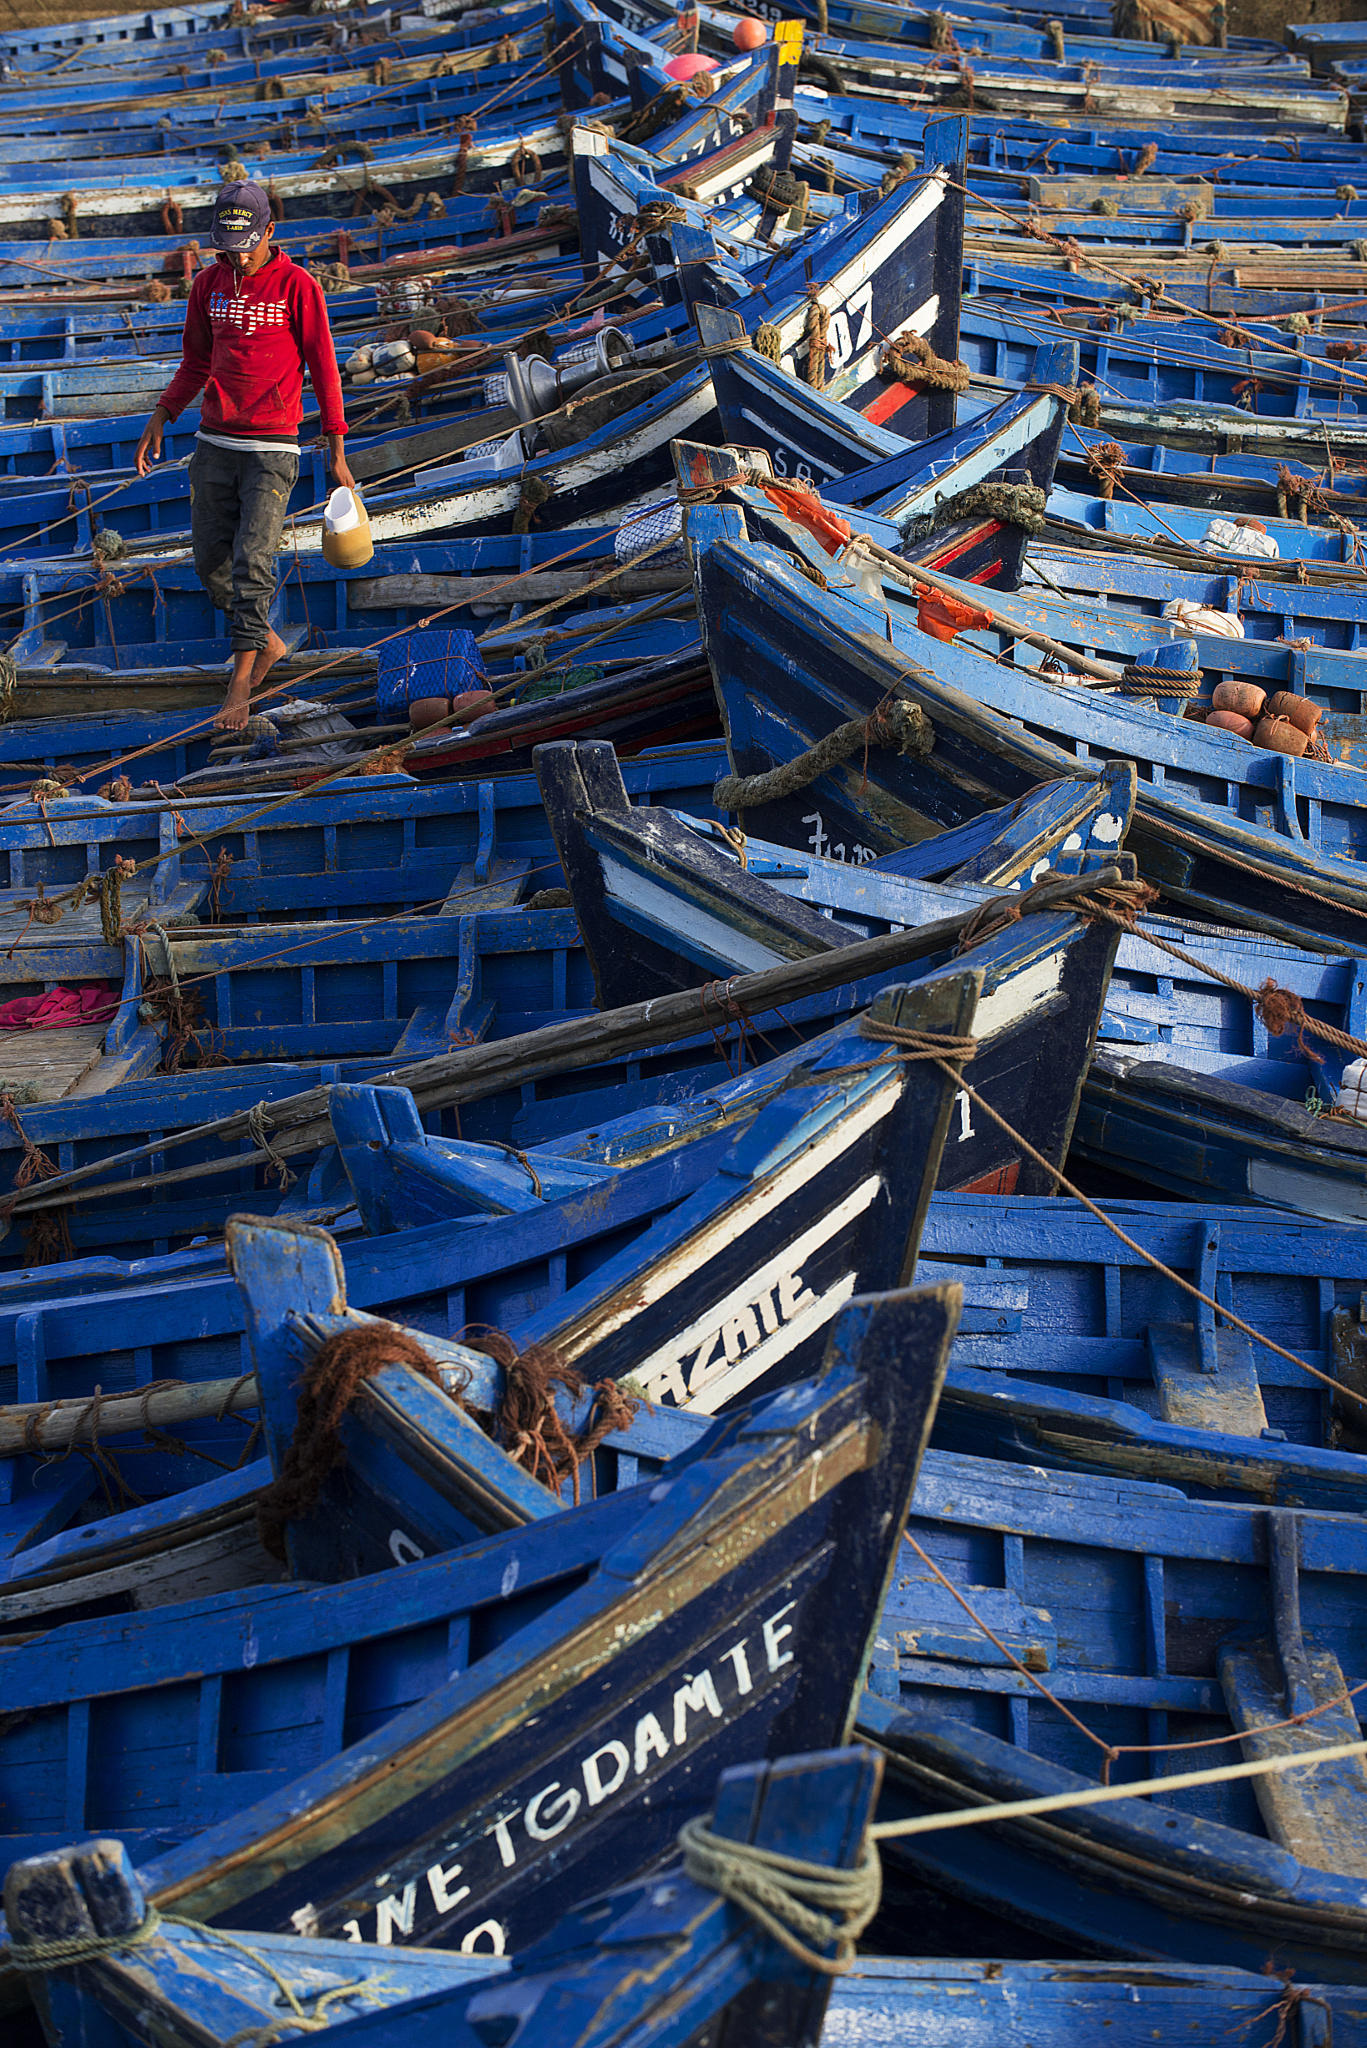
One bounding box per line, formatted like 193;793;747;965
211;181;273;252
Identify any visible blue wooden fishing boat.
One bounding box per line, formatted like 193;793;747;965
548;758;1367;1227
920;1190;1367;1512
595;0;1344;125
0;1269;952;1948
832;1960;1367;2042
959;298;1367;421
1022;541;1367;651
1045;488;1365;570
859;1441;1367;1980
700;307;1070;589
799;94;1367;178
0;177;961;685
689;474;1367;952
0;32;788;247
6;1748;881;2048
0;883;1104;1552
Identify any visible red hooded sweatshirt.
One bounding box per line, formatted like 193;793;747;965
157;248;348;448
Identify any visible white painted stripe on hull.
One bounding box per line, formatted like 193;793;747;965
1248;1159;1367;1224
635;1176;879;1412
559;1072;902;1360
972;953;1065;1038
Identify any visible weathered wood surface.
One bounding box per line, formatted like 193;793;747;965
1222;1640;1367;1879
0;1020;105;1102
348;568;692;609
0;1372;256;1456
6;1750;878;2048
0;867;1119;1218
1149;1322;1269;1437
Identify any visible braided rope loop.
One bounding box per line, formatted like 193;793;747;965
678;1815;881;1973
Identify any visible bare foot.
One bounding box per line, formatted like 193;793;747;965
250;628;288;692
214;653;255;732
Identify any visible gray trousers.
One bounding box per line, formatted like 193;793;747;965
188;439;299;653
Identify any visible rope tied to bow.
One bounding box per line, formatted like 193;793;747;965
246;1100;295;1189
803;287;831;390
1086;439;1127;499
460;1324;640;1502
9;1906;386;2048
932;480;1046;533
679;1814;882;1974
0;1092;73;1268
100;856;136;945
8;1911;167;1971
951;873;1152;959
256;1320;640;1558
882;330;970;394
856;1018;980;1064
1120;663;1201;698
255;1323;442;1557
713;699;933;810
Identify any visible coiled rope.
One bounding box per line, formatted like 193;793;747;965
712;699;933;809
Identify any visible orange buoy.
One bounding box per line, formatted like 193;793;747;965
450;689;498;722
733;15;766;47
409;689;498;731
1211;679;1266;720
1264;689;1322;735
1254;714;1309;757
1206;709;1255;739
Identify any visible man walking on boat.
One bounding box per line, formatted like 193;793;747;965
134;181;354;732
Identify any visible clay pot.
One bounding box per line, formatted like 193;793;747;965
1253;714;1309;756
1206;709;1255;738
1211;679;1266;720
409;689;498;731
1264;689;1322;734
450;689;498;724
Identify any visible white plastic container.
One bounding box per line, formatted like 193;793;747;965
321;486;373;571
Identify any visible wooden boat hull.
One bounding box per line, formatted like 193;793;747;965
693;511;1367;953
920;1191;1367;1512
8;1748;879;2048
0;1284;954;1953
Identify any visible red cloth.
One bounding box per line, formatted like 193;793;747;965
0;983;119;1032
157;249;348;440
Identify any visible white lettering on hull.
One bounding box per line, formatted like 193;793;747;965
633;1174;881;1412
343;1596;805;1951
557;1076;900;1360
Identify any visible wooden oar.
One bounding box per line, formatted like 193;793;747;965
844;533;1132;688
0;1375;256;1455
